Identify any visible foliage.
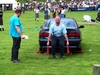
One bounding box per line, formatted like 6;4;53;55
16;0;26;3
16;0;70;3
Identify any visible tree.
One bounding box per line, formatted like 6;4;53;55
16;0;25;3
16;0;27;7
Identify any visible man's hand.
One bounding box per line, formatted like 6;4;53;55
64;34;69;46
47;34;51;46
47;41;50;46
21;35;25;39
66;41;69;46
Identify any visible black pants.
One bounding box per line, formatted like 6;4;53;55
11;37;21;60
0;18;3;25
51;35;65;56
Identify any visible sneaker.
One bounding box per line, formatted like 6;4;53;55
12;59;21;63
17;59;21;62
60;56;63;60
2;28;4;31
52;55;56;60
11;59;13;61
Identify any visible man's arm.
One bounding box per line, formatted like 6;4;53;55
15;26;22;36
64;34;69;46
47;34;52;46
15;26;25;39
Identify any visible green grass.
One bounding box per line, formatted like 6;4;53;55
0;10;100;75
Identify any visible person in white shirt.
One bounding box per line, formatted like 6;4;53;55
83;15;92;22
60;7;66;18
83;15;95;22
34;7;40;21
60;0;62;2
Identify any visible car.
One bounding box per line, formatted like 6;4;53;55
37;18;84;54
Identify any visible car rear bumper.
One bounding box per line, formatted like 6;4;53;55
39;38;81;49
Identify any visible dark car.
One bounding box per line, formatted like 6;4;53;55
38;18;84;53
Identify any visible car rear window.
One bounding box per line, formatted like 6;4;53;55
44;18;77;29
61;19;76;28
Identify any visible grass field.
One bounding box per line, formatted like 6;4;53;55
0;10;100;75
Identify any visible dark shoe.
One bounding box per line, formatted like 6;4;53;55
17;59;21;62
12;59;21;63
52;55;56;60
2;28;4;31
60;56;63;60
0;28;1;31
11;59;13;61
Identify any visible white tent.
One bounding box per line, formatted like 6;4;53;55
0;0;18;10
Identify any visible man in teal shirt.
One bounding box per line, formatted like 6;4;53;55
9;8;25;63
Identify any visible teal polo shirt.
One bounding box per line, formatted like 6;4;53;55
9;15;23;37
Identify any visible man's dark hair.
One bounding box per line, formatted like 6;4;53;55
15;8;22;13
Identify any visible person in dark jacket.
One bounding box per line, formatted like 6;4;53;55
96;8;100;21
44;7;49;21
0;9;4;31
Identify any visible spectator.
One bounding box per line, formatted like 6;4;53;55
83;15;95;22
96;7;100;21
48;8;51;19
60;7;66;18
0;9;4;31
44;7;49;21
22;7;25;13
34;7;40;21
57;7;62;16
52;8;56;18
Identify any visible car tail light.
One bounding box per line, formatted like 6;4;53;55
69;31;80;37
39;32;49;37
